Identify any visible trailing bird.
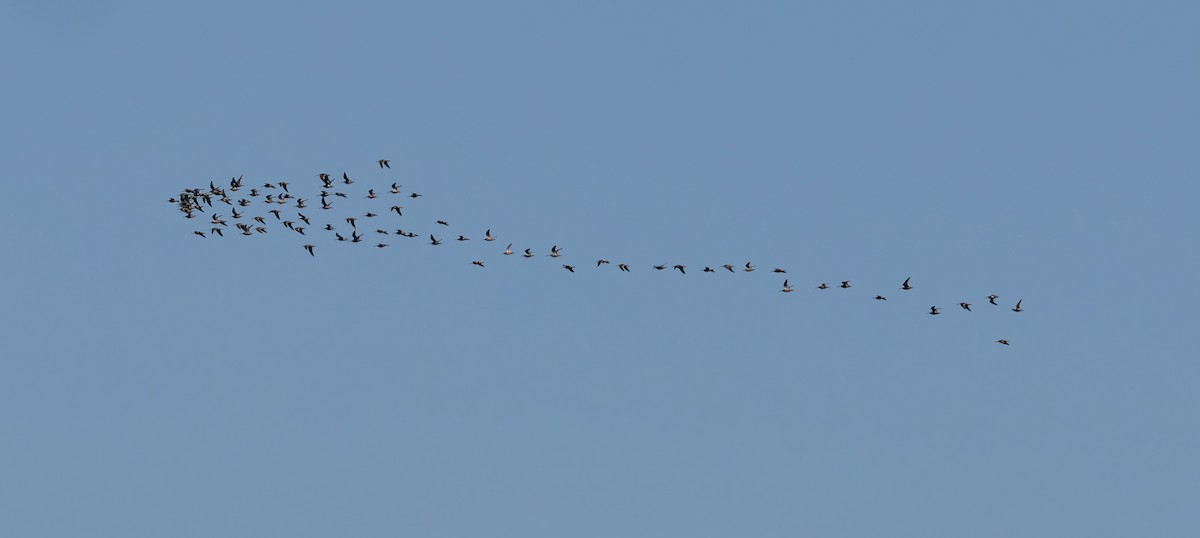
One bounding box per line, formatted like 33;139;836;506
987;294;999;305
366;189;377;199
930;306;941;315
549;245;562;257
378;159;390;168
674;265;686;274
304;244;315;256
345;217;357;229
269;209;281;220
457;235;469;241
840;281;851;288
410;192;422;198
773;268;787;273
723;264;735;273
817;283;829;289
563;265;575;273
523;249;534;258
901;277;912;290
193;231;206;238
436;220;449;226
376;243;388;248
390;206;403;215
959;302;971;311
597;259;610;267
744;262;755;272
1012;299;1023;312
781;280;793;292
703;267;714;273
390;183;401;194
278;181;289;193
996;339;1010;346
654;265;666;270
430;235;442;245
503;243;513;255
484;229;495;242
472;261;485;267
875;295;887;300
618;263;630;272
343;172;353;184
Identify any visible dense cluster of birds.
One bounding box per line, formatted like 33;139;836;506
170;159;1025;347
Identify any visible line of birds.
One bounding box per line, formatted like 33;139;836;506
170;159;1024;347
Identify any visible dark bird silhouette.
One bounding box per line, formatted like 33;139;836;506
781;280;793;292
378;159;390;168
597;259;610;267
773;268;787;274
817;283;829;289
436;220;449;226
618;263;630;272
996;339;1010;346
1012;299;1023;312
345;217;357;229
269;209;281;220
674;265;686;274
959;302;972;311
901;277;912;290
654;265;666;270
523;249;534;258
987;294;999;305
563;265;575;272
840;280;851;289
484;229;496;242
430;235;442;246
549;245;562;257
390;206;403;216
366;189;377;199
343;172;353;185
410;192;422;198
376;243;388;248
457;235;469;241
875;295;887;300
703;267;714;273
723;264;735;273
472;261;484;267
193;231;206;238
930;306;941;315
304;244;315;256
744;262;755;272
390;183;401;194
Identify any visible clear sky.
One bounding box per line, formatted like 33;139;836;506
2;1;1198;536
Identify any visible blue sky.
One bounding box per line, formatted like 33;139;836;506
2;1;1198;536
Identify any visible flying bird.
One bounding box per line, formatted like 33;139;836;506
304;244;315;256
549;245;562;257
472;261;484;267
781;280;793;292
817;283;829;289
1012;299;1023;312
674;265;686;274
959;302;971;311
987;294;999;305
563;265;575;273
875;295;887;300
378;159;390;168
996;339;1010;346
723;264;735;273
744;262;755;272
503;243;513;255
430;235;442;245
901;277;912;290
930;306;941;315
484;229;496;241
840;281;851;288
597;259;610;267
618;263;630;272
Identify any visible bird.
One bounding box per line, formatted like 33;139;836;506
472;261;485;267
901;277;913;290
597;259;610;267
390;206;403;215
376;229;389;235
436;220;449;226
781;279;793;292
523;249;534;258
563;265;575;273
875;295;887;300
723;264;735;273
378;159;390;168
430;235;442;245
193;231;206;238
366;189;377;199
345;217;357;229
744;262;755;272
930;306;941;315
549;245;562;257
959;302;972;311
376;243;388;248
484;229;495;242
674;265;686;274
390;183;401;194
278;181;289;193
817;283;829;289
618;263;630;272
298;213;310;225
773;268;787;274
336;233;347;241
457;235;469;241
840;280;851;288
987;294;999;305
269;209;281;220
654;265;666;270
304;244;315;256
503;243;513;255
703;267;714;273
1012;299;1023;312
410;192;422;198
342;172;353;184
996;339;1010;346
351;231;363;243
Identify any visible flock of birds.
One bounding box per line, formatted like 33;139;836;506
170;159;1024;346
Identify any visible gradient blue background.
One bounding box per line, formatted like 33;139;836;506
2;1;1198;536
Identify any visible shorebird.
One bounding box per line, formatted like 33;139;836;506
378;159;390;169
840;280;851;288
773;268;787;274
549;245;562;257
563;265;575;273
723;264;735;273
959;302;972;311
744;262;755;272
345;217;357;229
336;233;347;241
325;224;334;231
320;174;333;188
484;229;495;241
282;220;294;230
930;306;941;315
618;263;630;272
298;213;310;225
817;283;829;289
390;206;403;215
472;261;484;267
376;243;388;248
996;339;1010;346
194;231;206;238
364;212;377;218
342;172;353;185
901;277;912;290
703;267;714;273
987;294;999;305
210;228;224;237
430;235;442;245
653;265;666;270
253;216;266;225
304;244;314;256
457;235;469;241
597;259;610;267
674;265;686;274
390;183;401;194
351;231;363;243
269;209;281;220
1012;299;1023;312
278;181;289;193
436;220;449;226
503;243;513;255
781;280;793;292
523;249;534;258
410;192;422;198
294;227;305;235
366;189;377;199
875;295;887;300
376;229;389;235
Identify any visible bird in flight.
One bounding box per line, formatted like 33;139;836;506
457;235;469;241
653;265;666;271
674;265;686;274
987;294;999;305
1012;299;1023;312
549;245;562;257
817;283;829;289
563;265;575;273
959;302;972;311
723;264;735;273
378;159;390;169
929;306;941;315
901;277;912;290
773;268;787;274
597;259;610;267
472;260;484;267
618;263;630;272
874;295;887;300
503;243;513;255
996;339;1010;346
781;279;793;292
523;249;534;258
430;235;442;245
703;267;714;273
436;220;449;226
484;229;495;242
840;281;851;289
744;262;755;272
